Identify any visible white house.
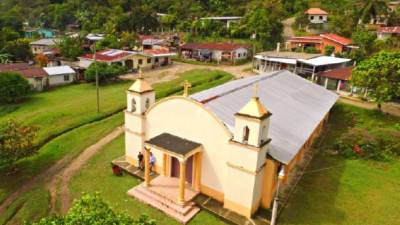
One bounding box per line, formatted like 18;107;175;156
305;8;328;24
30;38;59;55
43;65;76;86
180;43;249;63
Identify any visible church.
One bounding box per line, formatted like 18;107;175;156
124;70;338;223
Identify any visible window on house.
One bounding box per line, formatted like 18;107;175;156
145;98;150;110
138;59;143;65
64;75;70;81
238;53;241;57
147;58;151;64
310;16;314;20
319;16;323;20
243;126;250;143
131;98;136;112
155;57;159;63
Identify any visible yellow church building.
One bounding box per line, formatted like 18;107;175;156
123;70;338;223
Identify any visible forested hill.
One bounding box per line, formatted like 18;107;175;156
0;0;398;52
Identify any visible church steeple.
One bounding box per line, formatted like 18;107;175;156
233;83;271;147
126;69;155;114
128;68;153;94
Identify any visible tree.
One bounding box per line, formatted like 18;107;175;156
0;71;31;103
2;38;33;62
351;29;377;54
356;0;389;24
120;31;139;50
0;120;37;168
58;36;83;60
29;193;155;225
352;51;400;109
34;54;49;67
84;62;128;83
325;46;335;56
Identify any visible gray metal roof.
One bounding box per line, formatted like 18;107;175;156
191;70;338;164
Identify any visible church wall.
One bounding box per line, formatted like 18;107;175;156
145;97;232;196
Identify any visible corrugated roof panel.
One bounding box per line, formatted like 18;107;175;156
190;70;338;164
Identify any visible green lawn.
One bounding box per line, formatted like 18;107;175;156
279;103;400;225
0;69;234;225
69;135;227;225
0;81;130;146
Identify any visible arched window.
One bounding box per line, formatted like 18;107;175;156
243;126;250;143
145;98;150;110
131;98;136;112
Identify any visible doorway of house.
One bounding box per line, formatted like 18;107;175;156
171;156;193;184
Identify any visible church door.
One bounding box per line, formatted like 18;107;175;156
171;156;193;184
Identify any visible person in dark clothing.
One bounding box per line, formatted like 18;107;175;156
137;152;144;170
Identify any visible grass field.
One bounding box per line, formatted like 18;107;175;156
279;103;400;225
69;135;227;225
0;69;234;225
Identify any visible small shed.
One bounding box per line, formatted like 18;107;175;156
44;66;76;86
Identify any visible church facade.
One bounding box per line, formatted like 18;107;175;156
124;70;338;219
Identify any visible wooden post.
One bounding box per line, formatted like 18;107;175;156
178;160;186;205
144;148;150;187
337;80;342;92
324;77;329;89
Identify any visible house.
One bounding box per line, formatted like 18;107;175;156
315;66;353;92
43;66;76;86
122;70;337;223
180;43;249;63
377;26;400;39
78;49;176;71
30;38;59;55
254;51;351;80
305;8;328;24
0;63;48;91
24;28;57;38
139;35;168;50
200;16;243;28
288;33;353;54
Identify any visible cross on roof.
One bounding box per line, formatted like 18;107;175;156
138;67;143;79
253;83;259;97
181;80;192;97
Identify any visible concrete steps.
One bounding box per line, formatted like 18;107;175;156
128;186;200;224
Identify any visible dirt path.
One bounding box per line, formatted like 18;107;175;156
120;61;255;83
47;126;124;214
339;97;400;117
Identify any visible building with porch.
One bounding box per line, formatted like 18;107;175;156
0;63;48;91
78;49;175;71
253;51;351;80
122;70;338;223
30;38;59;55
180;43;249;63
288;33;353;54
315;66;353;93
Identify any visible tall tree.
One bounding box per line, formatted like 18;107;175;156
356;0;389;24
352;51;400;109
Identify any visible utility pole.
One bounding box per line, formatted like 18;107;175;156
86;34;104;113
251;32;257;69
270;167;285;225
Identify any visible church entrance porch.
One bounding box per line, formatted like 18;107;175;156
128;132;203;224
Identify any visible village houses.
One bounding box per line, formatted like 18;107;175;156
287;33;354;54
180;43;249;63
305;8;328;24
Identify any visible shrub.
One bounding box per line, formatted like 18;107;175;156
324;46;335;56
335;127;400;161
84;62;128;83
304;47;321;54
0;71;31;103
29;193;155;225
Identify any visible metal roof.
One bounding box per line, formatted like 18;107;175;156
191;70;338;164
30;38;58;46
298;56;351;66
43;66;75;76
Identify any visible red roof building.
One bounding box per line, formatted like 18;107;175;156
317;66;353;81
288;33;353;54
377;26;400;39
0;63;47;78
80;49;135;62
305;8;328;15
181;43;249;52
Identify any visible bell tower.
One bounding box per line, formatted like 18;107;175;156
125;70;155;166
225;83;272;217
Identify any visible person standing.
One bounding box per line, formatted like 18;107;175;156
137;151;144;170
149;152;156;175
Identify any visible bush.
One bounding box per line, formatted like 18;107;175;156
324;46;335;56
29;193;155;225
84;62;128;83
304;47;321;54
0;71;31;103
335;127;400;161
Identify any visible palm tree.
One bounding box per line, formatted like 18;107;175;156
0;53;11;64
357;0;389;24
